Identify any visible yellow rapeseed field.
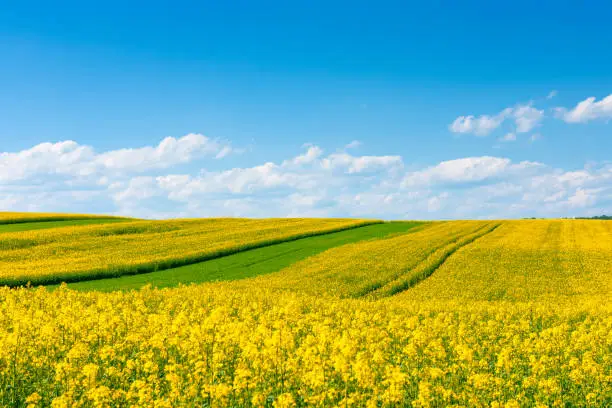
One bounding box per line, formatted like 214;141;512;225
0;218;377;286
235;221;497;298
397;220;612;304
0;218;610;407
1;285;610;407
0;212;126;225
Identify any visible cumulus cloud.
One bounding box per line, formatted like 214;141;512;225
449;109;511;136
321;153;403;174
111;177;161;203
451;92;612;137
103;145;406;217
427;192;449;212
499;133;516;142
402;156;542;187
282;145;323;166
567;188;598;208
0;138;610;219
96;133;228;171
513;105;544;133
555;94;612;123
151;146;403;200
0;141;95;182
450;103;543;136
0;133;231;183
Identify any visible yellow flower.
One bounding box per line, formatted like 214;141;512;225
273;393;295;408
25;392;42;408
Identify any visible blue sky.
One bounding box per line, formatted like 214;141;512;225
1;1;610;219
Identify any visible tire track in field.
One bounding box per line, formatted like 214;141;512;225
366;222;502;299
351;224;489;298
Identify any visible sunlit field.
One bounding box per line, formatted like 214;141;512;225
0;212;128;225
0;214;610;407
0;218;377;286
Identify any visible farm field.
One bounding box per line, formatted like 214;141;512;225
0;218;130;234
235;220;500;298
0;212;129;225
0;217;377;287
0;214;610;407
60;221;423;291
397;219;612;303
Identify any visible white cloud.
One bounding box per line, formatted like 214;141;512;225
0;140;96;182
321;153;403;174
0;138;610;219
402;156;541;187
111;177;160;203
556;94;612;123
450;102;543;136
450;92;612;142
567;188;596;208
500;133;516;142
543;190;566;203
557;170;593;187
449;109;511;136
153;146;403;200
95;133;231;172
215;145;233;159
282;145;323;166
117;158;603;216
427;192;449;212
0;133;232;184
513;105;544;133
344;140;362;150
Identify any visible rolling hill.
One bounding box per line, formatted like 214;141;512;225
0;213;609;407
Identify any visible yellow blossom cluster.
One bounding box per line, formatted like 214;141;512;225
0;218;377;286
0;285;610;407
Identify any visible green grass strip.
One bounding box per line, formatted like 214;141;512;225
55;222;423;292
10;220;381;287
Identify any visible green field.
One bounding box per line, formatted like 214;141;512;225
59;221;423;291
0;217;378;286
